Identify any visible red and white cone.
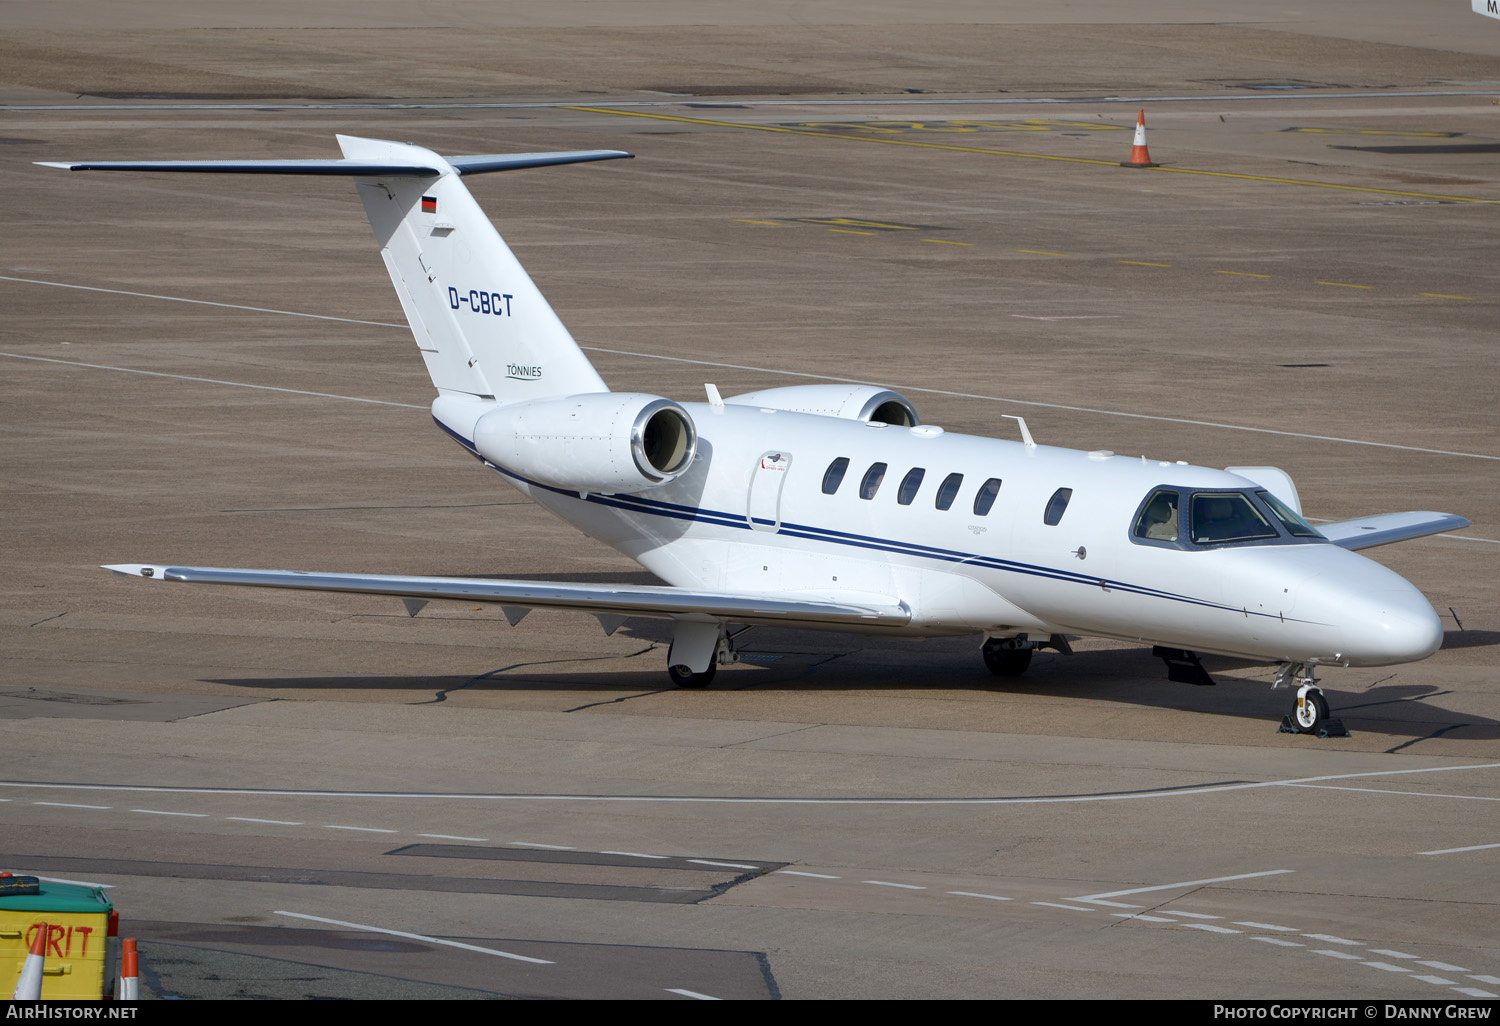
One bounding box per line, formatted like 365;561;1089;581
1121;108;1158;168
118;938;139;1001
13;924;47;1000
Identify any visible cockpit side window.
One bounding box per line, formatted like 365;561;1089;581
1190;492;1277;544
859;462;888;500
821;457;850;495
1256;490;1324;539
1133;489;1180;542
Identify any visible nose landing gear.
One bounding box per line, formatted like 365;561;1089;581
1274;663;1350;738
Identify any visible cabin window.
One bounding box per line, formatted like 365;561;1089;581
859;462;888;500
897;468;925;506
1256;490;1324;539
972;477;1002;516
1133;489;1180;542
821;457;850;495
1190;492;1277;544
1043;487;1073;526
935;472;963;511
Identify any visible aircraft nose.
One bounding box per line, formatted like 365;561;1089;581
1347;588;1444;664
1297;577;1444;666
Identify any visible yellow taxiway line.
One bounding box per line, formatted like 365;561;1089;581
567;106;1500;205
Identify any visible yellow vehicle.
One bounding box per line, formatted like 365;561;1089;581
1;875;116;1000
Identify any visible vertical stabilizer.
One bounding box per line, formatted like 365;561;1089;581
338;135;608;402
40;135;628;402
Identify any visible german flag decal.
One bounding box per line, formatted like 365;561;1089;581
421;196;438;213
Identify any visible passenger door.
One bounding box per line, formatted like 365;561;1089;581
747;451;792;533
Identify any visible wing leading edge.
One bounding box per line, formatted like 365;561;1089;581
102;564;911;630
1318;511;1470;550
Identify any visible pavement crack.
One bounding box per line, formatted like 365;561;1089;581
721;723;824;749
731;650;850;691
27;611;68;627
414;644;658;705
1103;886;1209;928
563;689;674;712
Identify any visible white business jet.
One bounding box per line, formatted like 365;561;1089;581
43;136;1468;735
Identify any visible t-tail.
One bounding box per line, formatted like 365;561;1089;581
39;135;628;403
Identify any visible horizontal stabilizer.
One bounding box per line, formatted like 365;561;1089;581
102;564;910;629
38;150;631;178
41;136;626;402
448;151;633;176
1318;511;1469;550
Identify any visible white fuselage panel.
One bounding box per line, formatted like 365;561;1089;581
438;401;1443;666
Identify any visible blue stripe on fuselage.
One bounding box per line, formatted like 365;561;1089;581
432;417;1302;623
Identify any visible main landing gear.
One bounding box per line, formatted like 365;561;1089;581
668;662;716;688
666;622;746;688
982;636;1032;676
1273;662;1349;738
981;634;1072;677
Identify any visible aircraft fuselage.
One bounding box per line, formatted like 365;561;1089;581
438;398;1444;670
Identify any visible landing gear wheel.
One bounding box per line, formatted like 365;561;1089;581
1293;686;1329;734
668;662;717;689
982;642;1033;677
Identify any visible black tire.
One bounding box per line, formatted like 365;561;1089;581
668;662;716;688
982;643;1033;677
1293;688;1329;734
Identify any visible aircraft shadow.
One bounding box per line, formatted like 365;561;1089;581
1431;628;1500;650
208;631;1498;746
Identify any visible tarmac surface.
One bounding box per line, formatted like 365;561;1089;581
1;0;1498;1001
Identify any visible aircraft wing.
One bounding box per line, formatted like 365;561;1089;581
1317;512;1470;551
102;564;910;629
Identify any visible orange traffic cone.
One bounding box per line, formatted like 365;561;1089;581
13;923;47;999
1120;109;1158;168
118;938;139;1001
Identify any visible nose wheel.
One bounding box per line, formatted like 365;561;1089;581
1292;684;1329;733
1275;664;1350;738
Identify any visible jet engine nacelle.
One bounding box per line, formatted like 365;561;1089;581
473;392;698;494
724;384;920;426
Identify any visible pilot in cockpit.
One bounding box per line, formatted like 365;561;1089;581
1138;491;1179;541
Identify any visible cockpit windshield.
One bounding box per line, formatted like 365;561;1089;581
1256;490;1325;539
1190;492;1278;544
1131;486;1326;549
